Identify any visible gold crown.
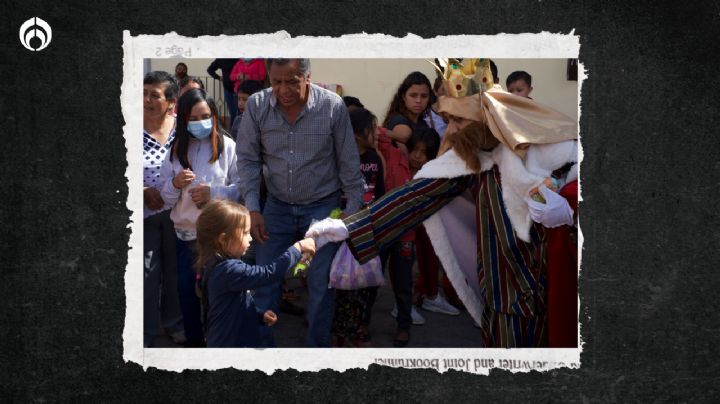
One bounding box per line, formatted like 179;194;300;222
428;58;494;98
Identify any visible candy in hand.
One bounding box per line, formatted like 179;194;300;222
527;185;574;228
529;177;559;203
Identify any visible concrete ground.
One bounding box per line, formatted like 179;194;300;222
152;267;483;348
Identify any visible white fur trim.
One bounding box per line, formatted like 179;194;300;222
416;142;578;242
524;140;578;177
489;145;542;242
414;149;475;179
489;141;578;242
424;202;486;327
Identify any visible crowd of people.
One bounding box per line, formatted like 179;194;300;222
143;57;578;349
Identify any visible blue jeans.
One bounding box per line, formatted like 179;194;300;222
224;88;238;126
255;192;341;347
176;238;204;346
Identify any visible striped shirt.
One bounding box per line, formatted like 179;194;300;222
235;83;365;214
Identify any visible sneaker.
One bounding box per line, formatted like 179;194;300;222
391;305;426;325
422;295;461;316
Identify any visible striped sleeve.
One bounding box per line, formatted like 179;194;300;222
344;176;473;264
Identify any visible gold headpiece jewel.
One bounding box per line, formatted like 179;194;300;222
428;58;494;98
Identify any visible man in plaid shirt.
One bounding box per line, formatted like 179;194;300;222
236;58;364;347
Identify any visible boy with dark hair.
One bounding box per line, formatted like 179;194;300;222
506;70;533;98
230;80;265;134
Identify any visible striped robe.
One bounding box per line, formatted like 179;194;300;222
475;167;547;347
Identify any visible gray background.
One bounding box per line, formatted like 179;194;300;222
2;0;719;401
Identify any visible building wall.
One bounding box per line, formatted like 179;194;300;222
147;58;578;123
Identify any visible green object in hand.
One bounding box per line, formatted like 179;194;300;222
292;207;343;276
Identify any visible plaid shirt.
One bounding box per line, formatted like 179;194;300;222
235;83;364;214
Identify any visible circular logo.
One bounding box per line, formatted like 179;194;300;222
19;17;52;51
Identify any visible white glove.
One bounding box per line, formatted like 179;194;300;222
305;218;349;249
526;185;574;228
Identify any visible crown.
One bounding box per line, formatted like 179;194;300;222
428;58;494;98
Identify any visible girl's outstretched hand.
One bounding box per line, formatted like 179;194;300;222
295;238;316;256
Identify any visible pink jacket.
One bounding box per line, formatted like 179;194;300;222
376;129;415;243
230;59;266;92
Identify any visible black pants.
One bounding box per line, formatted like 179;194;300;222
386;241;415;330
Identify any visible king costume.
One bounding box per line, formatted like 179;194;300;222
315;59;579;348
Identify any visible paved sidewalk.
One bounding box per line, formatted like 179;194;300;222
274;271;483;348
152;267;484;348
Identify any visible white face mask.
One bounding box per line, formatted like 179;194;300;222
187;118;213;139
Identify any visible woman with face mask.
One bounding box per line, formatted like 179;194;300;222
157;88;240;346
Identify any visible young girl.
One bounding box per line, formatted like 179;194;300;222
407;128;462;317
332;107;385;347
383;71;432;143
158;88;240;346
195;200;316;347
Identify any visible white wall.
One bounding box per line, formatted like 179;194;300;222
147;58;578;122
494;59;578;119
148;58;227;101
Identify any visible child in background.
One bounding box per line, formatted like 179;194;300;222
424;76;448;138
232;79;265;131
196;200;316;347
342;96;365;112
407;126;440;176
506;70;534;99
332;108;385;347
408;127;462;317
353;108;385;207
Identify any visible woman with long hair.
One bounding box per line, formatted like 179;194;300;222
158;88;240;346
377;71;433;347
382;71;433;143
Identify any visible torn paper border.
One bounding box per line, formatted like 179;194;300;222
122;31;584;374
